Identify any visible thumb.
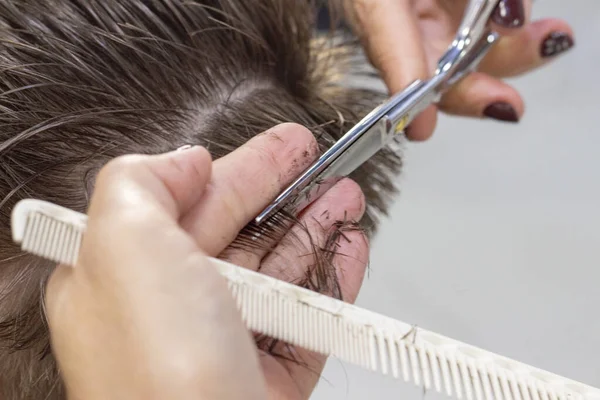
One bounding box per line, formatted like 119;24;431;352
90;145;213;222
46;145;268;400
73;144;214;282
47;145;213;297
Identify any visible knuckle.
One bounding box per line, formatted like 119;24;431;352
97;154;143;182
353;0;377;15
220;182;248;229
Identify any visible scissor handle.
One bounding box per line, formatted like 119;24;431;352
253;0;504;225
387;30;499;133
433;0;501;89
456;0;501;45
434;30;499;95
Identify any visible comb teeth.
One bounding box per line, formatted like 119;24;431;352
20;211;85;266
10;199;600;400
216;258;595;400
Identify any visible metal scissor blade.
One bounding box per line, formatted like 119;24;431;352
253;33;497;225
254;0;502;225
440;30;499;89
256;117;392;224
254;80;426;224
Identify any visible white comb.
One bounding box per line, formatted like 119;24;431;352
10;198;600;400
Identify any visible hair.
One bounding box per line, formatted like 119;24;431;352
0;0;403;398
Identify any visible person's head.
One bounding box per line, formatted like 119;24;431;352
0;0;402;398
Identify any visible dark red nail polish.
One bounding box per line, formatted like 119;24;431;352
491;0;525;28
541;32;574;58
483;102;519;123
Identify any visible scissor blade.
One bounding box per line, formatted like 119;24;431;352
254;80;425;224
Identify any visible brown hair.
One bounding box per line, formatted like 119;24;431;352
0;0;402;398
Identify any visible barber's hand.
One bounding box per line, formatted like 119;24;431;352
341;0;574;140
45;123;368;400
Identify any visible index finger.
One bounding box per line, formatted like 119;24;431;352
180;123;319;256
346;0;437;140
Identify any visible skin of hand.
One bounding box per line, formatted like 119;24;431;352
336;0;575;140
45;123;369;400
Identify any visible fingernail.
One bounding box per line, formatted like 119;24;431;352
483;102;519;123
541;32;574;58
176;144;193;151
491;0;525;28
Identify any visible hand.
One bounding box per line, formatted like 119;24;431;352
45;123;368;400
340;0;574;140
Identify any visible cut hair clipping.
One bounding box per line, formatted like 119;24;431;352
11;198;600;400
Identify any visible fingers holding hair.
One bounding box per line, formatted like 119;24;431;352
207;123;370;397
180;123;319;256
256;178;370;399
46;145;268;400
259;177;368;301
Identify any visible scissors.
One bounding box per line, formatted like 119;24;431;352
255;0;501;225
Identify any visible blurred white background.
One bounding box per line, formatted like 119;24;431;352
313;0;600;398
